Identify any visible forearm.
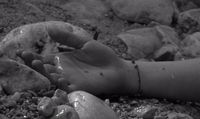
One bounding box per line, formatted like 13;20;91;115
136;59;200;101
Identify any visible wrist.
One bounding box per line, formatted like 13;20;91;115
122;59;140;95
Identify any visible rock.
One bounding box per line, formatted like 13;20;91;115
154;44;178;61
0;114;9;119
117;25;179;59
181;32;200;58
51;89;69;105
167;112;193;119
0;92;21;107
104;99;110;106
10;92;22;102
61;0;109;25
154;116;167;119
0;96;16;108
107;0;175;25
174;0;197;12
178;9;200;33
68;91;119;119
50;105;80;119
133;105;157;119
0;21;92;62
37;97;56;117
0;85;5;95
191;0;200;6
0;58;50;94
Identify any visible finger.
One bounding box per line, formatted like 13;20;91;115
16;49;24;57
44;64;58;74
57;78;70;91
21;51;35;66
20;51;43;66
72;41;118;66
46;24;90;49
43;54;57;65
50;73;61;84
32;60;48;77
82;41;117;59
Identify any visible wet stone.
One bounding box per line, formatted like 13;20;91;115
10;92;22;102
178;9;200;33
50;105;79;119
108;0;175;25
154;116;168;119
191;0;200;6
61;0;109;25
167;112;193;119
0;114;9;119
0;59;50;94
37;97;56;117
154;44;178;61
51;89;69;105
133;105;157;119
117;25;179;59
181;32;200;58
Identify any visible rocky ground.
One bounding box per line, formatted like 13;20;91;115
1;0;200;119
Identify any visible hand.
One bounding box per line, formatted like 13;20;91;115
17;21;139;95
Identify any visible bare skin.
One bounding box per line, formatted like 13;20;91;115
18;27;200;102
19;40;139;96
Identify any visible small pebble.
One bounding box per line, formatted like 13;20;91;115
0;114;9;119
11;92;22;102
51;89;69;105
167;112;193;119
154;116;167;119
37;97;56;117
134;105;157;119
104;99;110;106
130;100;138;106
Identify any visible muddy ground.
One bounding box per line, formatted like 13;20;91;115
0;0;200;119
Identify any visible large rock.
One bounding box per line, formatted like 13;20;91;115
117;25;180;59
61;0;109;25
167;112;193;119
178;9;200;33
181;32;200;58
0;114;9;119
38;90;119;119
174;0;197;12
0;58;50;94
51;105;80;119
191;0;200;6
0;21;92;62
107;0;175;25
154;44;179;61
68;91;119;119
133;105;157;119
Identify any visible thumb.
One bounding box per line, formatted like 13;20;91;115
45;21;91;49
